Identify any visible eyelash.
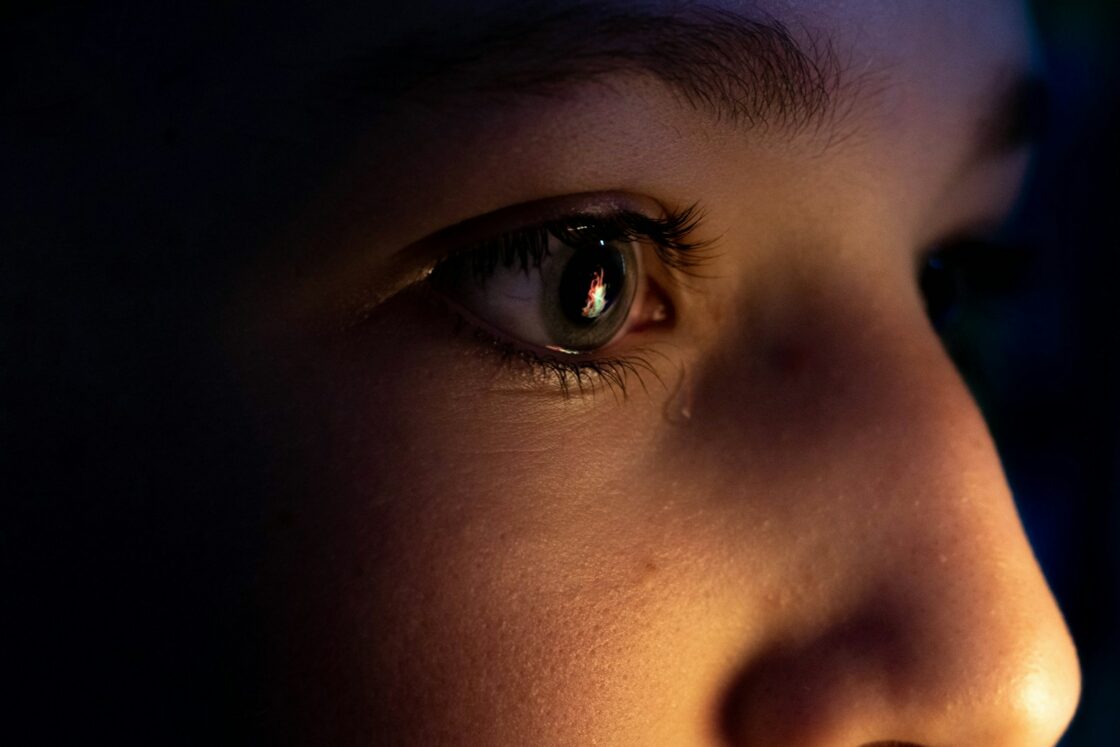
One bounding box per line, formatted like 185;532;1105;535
428;204;712;397
451;204;709;278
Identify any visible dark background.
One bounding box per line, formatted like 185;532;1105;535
4;1;1117;744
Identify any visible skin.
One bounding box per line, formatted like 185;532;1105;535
226;0;1081;743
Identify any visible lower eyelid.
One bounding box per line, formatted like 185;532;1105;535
415;283;665;398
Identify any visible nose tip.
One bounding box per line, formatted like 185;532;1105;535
719;541;1081;747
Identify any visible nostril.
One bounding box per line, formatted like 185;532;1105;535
717;598;920;746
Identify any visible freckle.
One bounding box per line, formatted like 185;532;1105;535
640;560;660;590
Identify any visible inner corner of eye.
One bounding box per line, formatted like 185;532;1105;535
635;274;675;326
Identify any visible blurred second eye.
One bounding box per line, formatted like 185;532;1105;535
920;252;964;330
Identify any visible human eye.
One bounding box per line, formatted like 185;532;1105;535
422;197;710;396
918;234;1035;332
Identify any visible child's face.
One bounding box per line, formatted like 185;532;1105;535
237;0;1081;743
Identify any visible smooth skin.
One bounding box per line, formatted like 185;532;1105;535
231;1;1081;744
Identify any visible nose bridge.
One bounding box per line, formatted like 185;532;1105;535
714;272;1081;746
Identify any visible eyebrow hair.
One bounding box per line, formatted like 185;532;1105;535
312;1;1046;169
318;2;850;134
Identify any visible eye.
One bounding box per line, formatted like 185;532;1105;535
920;250;964;330
919;236;1036;332
428;207;707;359
430;223;643;353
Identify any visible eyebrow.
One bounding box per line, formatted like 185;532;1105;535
317;3;849;134
315;2;1044;161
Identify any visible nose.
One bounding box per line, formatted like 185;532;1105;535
713;271;1081;747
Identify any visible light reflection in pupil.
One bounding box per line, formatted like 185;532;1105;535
581;267;608;318
556;243;627;338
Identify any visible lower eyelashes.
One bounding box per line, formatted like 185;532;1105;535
435;307;666;398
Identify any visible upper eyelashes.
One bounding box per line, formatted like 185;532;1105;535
601;204;713;274
443;204;712;283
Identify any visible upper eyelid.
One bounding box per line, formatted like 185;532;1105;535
424;201;716;282
442;207;707;262
401;195;707;283
348;192;713;324
407;193;668;262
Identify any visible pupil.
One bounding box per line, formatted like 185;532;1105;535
557;245;624;325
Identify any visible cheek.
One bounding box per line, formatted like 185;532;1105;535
247;266;991;743
252;295;749;742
